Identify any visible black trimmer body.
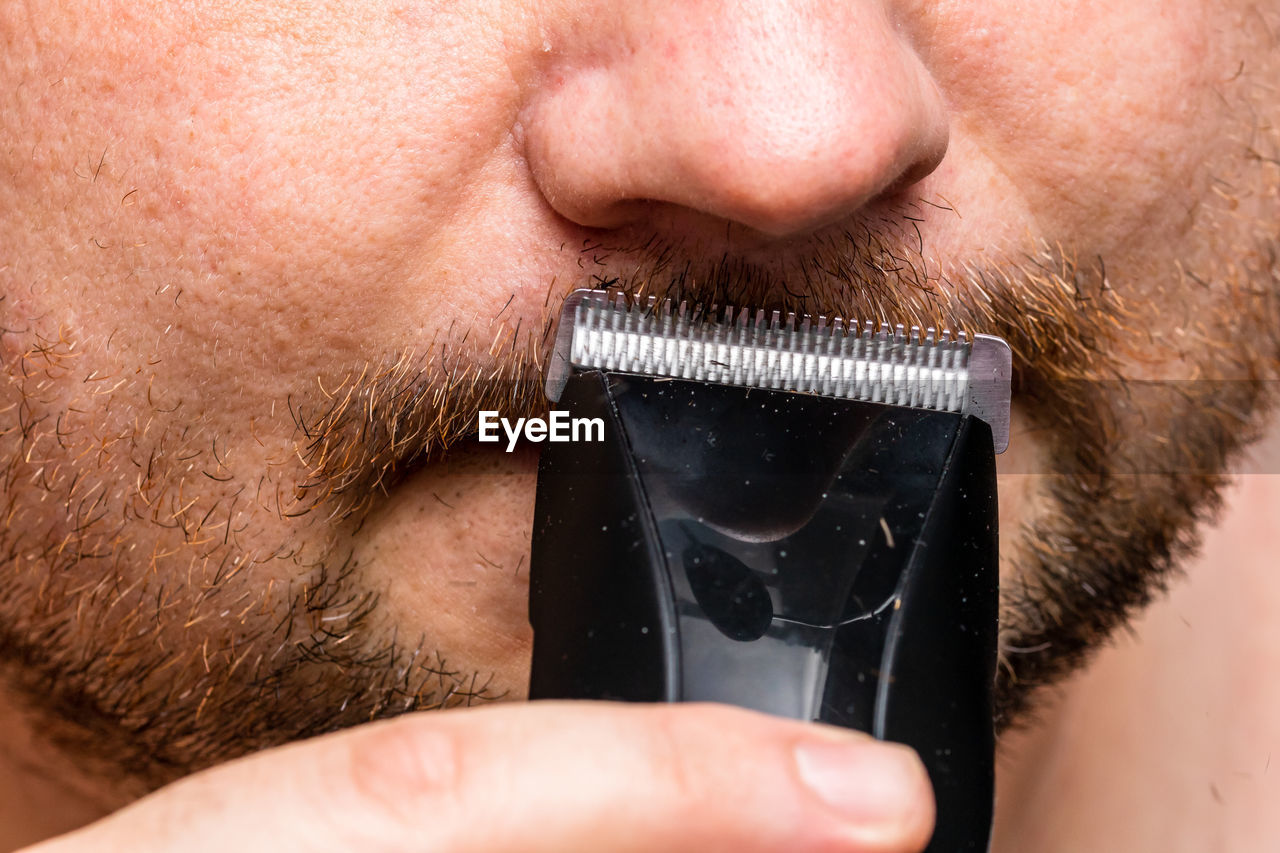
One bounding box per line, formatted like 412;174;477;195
529;371;998;852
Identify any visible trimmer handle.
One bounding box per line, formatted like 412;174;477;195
530;371;998;852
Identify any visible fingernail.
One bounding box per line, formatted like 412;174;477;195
794;735;928;829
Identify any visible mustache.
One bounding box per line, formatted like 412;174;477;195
284;230;1120;522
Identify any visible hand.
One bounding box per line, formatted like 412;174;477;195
23;702;935;853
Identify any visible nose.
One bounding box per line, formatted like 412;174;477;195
521;1;949;240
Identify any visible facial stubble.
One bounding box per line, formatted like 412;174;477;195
3;121;1280;794
2;222;1277;795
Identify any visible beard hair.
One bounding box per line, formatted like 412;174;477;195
0;181;1277;793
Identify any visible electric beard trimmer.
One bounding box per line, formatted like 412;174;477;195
529;289;1012;852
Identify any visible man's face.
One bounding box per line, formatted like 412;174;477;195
1;0;1276;793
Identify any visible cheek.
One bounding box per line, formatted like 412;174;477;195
2;0;534;442
43;9;502;296
916;0;1220;253
122;6;515;360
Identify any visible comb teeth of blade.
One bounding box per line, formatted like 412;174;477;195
568;290;972;412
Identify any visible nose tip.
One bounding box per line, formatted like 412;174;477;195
657;86;949;238
521;2;949;240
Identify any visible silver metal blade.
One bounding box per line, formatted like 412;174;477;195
546;289;1012;452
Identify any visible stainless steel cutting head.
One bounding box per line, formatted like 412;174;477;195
546;289;1013;452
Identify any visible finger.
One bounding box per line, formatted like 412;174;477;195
28;702;934;853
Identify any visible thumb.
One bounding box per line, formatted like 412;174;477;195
26;701;935;853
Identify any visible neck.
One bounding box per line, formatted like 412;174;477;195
993;419;1280;851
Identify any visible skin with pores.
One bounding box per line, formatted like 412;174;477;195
0;1;1277;851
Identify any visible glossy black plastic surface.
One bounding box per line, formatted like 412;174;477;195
529;372;998;851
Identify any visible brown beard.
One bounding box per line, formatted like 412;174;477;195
1;183;1277;793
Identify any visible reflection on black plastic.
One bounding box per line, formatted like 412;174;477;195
682;536;773;642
